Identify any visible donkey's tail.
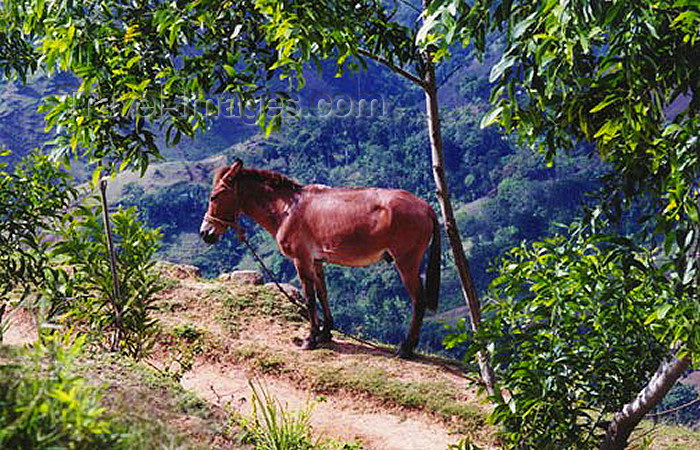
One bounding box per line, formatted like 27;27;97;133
425;214;441;313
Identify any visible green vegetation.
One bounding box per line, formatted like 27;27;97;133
1;0;698;446
51;202;163;357
0;151;76;321
308;362;483;432
0;332;197;448
425;0;700;446
216;284;306;338
231;379;363;450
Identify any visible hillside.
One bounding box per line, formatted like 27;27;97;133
4;264;700;449
3;263;497;449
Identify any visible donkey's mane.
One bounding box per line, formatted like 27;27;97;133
241;167;303;192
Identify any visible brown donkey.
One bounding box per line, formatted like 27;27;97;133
199;160;440;358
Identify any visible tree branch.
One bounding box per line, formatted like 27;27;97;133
357;47;426;88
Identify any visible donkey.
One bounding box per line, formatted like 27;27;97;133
200;159;440;357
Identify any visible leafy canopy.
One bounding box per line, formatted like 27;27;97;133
0;0;304;173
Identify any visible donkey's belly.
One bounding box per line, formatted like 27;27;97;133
318;248;386;267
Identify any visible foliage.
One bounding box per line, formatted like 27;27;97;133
0;332;115;448
425;0;699;444
51;201;163;358
231;379;317;450
445;228;690;447
0;0;307;173
230;379;364;450
426;0;700;336
0;330;206;448
0;151;75;303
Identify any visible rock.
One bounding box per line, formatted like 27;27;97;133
156;261;201;280
218;270;263;285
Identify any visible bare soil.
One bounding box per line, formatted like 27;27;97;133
152;274;497;449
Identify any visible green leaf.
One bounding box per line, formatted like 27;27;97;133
480;106;503;129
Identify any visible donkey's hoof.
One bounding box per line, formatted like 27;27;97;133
300;337;318;350
395;343;415;360
317;329;333;343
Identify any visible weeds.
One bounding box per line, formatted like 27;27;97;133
232;379;315;449
309;363;484;432
51;204;163;358
0;331;190;448
216;285;305;336
229;379;363;450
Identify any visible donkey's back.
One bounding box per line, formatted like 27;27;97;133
277;185;435;267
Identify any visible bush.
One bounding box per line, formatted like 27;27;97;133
447;231;677;448
0;332;116;448
51;202;163;358
0;151;76;339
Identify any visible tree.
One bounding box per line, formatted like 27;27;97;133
0;0;498;392
423;0;699;446
0;151;76;337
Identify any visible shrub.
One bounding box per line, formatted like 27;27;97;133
0;332;116;448
0;151;76;338
51;202;163;358
231;379;316;450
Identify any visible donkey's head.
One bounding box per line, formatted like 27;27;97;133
199;159;243;244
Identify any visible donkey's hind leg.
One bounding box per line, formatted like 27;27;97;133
294;259;320;350
314;261;333;343
394;251;426;359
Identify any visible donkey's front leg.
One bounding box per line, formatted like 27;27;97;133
295;260;320;350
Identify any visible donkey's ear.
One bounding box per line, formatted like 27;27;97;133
226;159;243;178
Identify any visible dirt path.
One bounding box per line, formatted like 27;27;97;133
181;361;462;450
1;307;37;346
2;274;493;449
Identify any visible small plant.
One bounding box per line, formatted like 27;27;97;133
0;331;114;448
173;322;204;342
160;323;207;382
229;379;365;449
231;379;315;450
51;202;163;358
448;438;483;450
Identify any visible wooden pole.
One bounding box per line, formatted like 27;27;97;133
98;177;123;352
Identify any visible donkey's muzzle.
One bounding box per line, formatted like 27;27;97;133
200;229;221;245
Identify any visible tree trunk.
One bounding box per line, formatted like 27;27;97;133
601;354;691;449
421;38;498;397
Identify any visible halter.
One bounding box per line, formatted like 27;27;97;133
204;174;246;239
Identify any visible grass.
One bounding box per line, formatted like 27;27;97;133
214;284;305;336
0;335;215;449
631;421;700;449
185;283;488;434
232;343;289;375
308;362;484;433
221;341;485;434
229;379;364;450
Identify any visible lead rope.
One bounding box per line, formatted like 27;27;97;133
238;234;384;351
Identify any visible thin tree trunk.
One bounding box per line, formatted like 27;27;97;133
421;32;498;397
98;178;123;352
601;353;691;449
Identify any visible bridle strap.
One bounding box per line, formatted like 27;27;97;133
204;213;238;228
